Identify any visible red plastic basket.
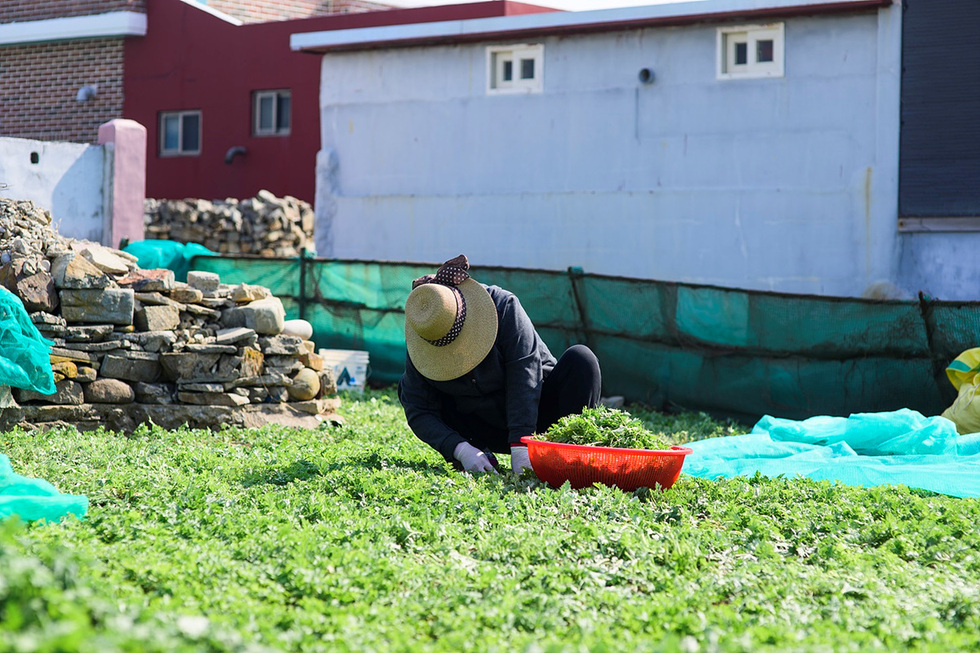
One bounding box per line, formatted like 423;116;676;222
521;436;692;491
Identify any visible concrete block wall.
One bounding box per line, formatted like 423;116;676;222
0;39;125;144
0;138;106;243
0;119;146;247
314;8;904;298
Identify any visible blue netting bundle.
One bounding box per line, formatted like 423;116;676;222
684;409;980;498
0;286;55;394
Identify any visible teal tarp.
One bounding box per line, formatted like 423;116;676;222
0;454;88;522
0;286;55;394
684;409;980;498
123;240;217;283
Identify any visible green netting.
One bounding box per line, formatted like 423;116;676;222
921;301;980;363
186;255;975;422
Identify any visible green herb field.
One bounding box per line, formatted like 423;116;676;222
3;388;980;652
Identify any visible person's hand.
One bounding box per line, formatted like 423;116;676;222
510;445;533;476
453;442;498;473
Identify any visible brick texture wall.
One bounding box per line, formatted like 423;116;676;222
0;0;146;22
0;39;124;144
0;0;386;145
206;0;394;23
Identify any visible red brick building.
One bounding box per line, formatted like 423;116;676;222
0;0;555;203
0;0;389;145
0;1;145;143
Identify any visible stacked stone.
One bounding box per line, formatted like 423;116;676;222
144;190;315;258
0;197;336;432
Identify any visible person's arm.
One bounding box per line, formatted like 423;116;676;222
397;355;466;462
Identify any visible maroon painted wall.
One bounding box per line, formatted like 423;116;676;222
124;0;556;204
124;1;320;202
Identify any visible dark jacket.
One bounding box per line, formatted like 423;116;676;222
398;284;556;461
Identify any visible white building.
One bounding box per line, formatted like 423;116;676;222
293;0;980;300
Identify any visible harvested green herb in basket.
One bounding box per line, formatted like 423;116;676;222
532;405;673;450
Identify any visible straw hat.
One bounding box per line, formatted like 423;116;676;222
405;254;498;381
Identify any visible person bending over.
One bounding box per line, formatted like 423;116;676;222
398;254;602;475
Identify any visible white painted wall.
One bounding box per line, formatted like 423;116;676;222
315;6;905;297
0;137;107;243
898;233;980;301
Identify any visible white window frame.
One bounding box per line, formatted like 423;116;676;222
717;23;784;80
253;89;291;137
486;43;543;95
159;110;202;156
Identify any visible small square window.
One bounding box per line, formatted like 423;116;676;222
718;23;784;79
520;58;535;80
487;44;543;94
159;110;202;156
734;41;748;65
757;39;774;63
253;89;291;136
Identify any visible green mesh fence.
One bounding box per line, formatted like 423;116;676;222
189;254;973;422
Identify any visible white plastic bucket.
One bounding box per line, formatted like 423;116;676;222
319;349;370;393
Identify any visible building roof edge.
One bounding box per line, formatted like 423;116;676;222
176;0;244;27
291;0;893;53
0;11;148;46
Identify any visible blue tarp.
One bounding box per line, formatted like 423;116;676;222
683;409;980;498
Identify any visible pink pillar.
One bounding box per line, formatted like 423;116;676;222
98;119;147;249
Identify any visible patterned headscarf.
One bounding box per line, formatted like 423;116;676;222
404;254;498;381
410;254;470;347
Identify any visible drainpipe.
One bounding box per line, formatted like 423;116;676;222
225;146;247;164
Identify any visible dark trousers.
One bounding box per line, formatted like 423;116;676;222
441;344;602;456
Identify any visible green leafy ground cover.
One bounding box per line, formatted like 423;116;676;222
3;389;980;652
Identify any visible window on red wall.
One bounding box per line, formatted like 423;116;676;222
253;90;291;136
160;110;202;156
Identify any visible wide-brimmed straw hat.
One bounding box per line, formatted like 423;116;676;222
404;254;498;381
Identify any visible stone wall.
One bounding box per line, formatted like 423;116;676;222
143;190;315;258
0;197;336;432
